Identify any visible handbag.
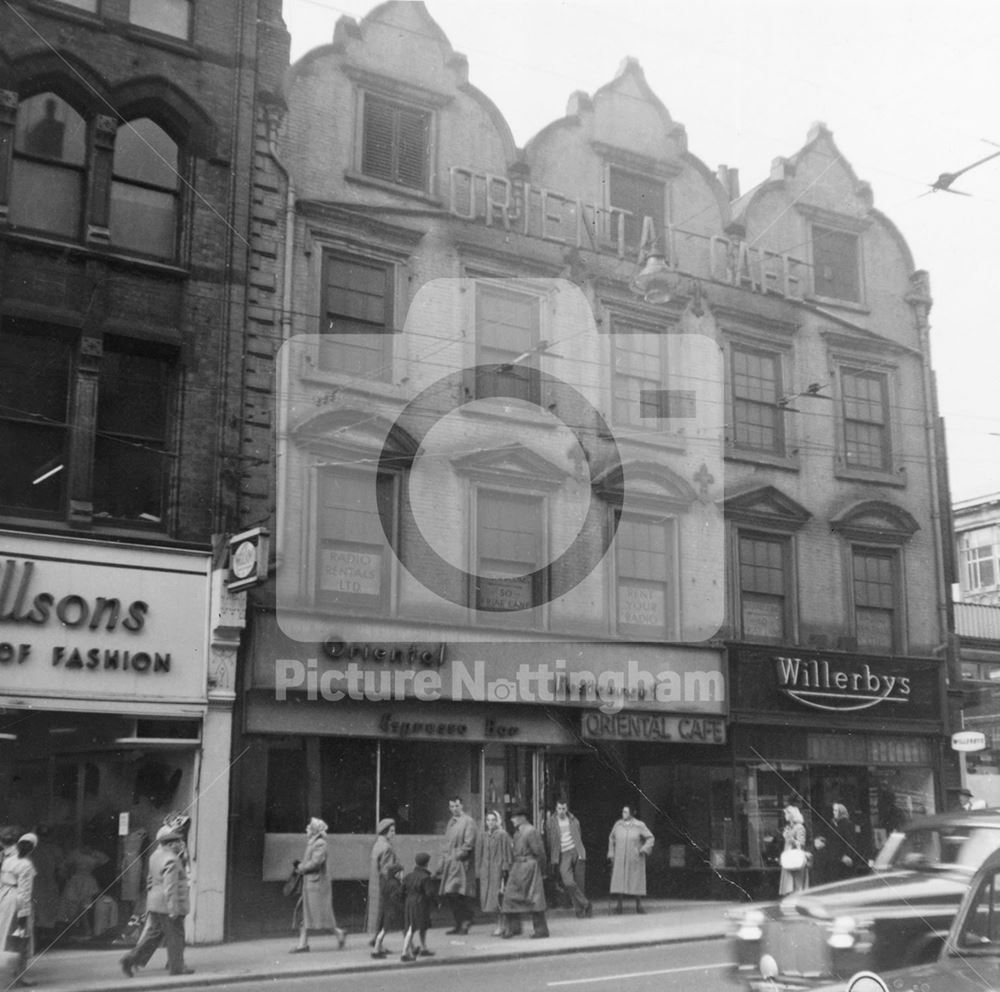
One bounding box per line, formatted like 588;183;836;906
282;866;303;899
780;848;807;871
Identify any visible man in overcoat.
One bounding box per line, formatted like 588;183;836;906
438;797;478;934
545;800;591;918
501;807;549;939
120;826;192;978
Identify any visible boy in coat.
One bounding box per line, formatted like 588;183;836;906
400;852;438;962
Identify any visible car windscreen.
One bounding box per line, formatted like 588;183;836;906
954;867;1000;957
885;826;1000;873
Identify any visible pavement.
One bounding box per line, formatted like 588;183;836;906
9;899;737;991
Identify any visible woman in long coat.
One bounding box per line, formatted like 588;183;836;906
290;817;345;953
608;805;654;913
779;805;809;895
475;809;513;936
501;808;548;939
366;818;399;938
370;819;403;958
0;832;38;984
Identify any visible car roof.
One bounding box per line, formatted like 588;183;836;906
895;808;1000;830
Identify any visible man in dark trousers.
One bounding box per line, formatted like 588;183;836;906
827;803;861;882
545;800;592;918
501;808;549;939
119;826;192;978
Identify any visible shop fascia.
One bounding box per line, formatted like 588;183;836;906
0;538;209;701
265;630;726;717
774;653;911;712
447;165;807;299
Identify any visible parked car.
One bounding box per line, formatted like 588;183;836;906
815;843;1000;992
729;808;1000;991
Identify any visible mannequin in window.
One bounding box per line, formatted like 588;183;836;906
25;98;66;159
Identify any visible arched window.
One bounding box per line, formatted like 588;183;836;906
110;118;179;259
9;93;87;237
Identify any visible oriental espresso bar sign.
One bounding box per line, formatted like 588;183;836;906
730;646;943;723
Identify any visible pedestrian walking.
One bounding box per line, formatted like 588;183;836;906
370;820;403;958
827;804;861;882
400;852;437;962
366;818;397;938
608;805;654;914
119;825;193;978
289;817;345;954
545;800;592;918
438;797;477;935
476;808;513;935
778;804;809;895
500;807;548;939
0;831;37;988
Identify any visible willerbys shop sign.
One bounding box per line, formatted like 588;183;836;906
730;646;942;724
0;534;209;703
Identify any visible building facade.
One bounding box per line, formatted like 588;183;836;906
955;493;1000;605
0;0;287;943
226;0;955;932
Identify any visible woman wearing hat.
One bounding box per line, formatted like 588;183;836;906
368;819;403;958
0;832;37;988
290;818;345;954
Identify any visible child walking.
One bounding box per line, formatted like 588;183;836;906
400;852;438;962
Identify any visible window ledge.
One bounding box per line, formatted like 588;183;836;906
0;229;188;277
805;294;871;315
299;365;407;403
0;515;204;548
344;171;443;207
601;426;687;454
26;0;103;28
123;24;200;57
834;464;907;487
459;401;561;431
725;447;800;472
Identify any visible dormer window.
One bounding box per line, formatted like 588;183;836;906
812;225;860;302
361;93;431;192
608;166;665;253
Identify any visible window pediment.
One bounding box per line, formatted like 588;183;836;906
452;443;568;490
723;485;811;531
830;499;919;544
292;406;417;466
593;460;696;510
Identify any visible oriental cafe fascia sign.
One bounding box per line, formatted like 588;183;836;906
447;166;808;300
0;537;209;703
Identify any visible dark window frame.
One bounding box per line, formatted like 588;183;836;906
812;224;861;303
473;282;542;404
360;92;432;192
0;317;177;529
319;250;395;380
850;544;901;653
840;367;891;472
736;530;793;644
614;509;675;639
607;165;667;255
473;486;547;620
315;467;398;613
609;314;667;430
4;90;184;261
730;344;785;455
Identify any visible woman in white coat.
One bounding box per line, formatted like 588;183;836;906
607;806;654;914
778;805;810;895
290;818;345;953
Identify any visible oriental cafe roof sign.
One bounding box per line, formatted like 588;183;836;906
447;166;807;300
